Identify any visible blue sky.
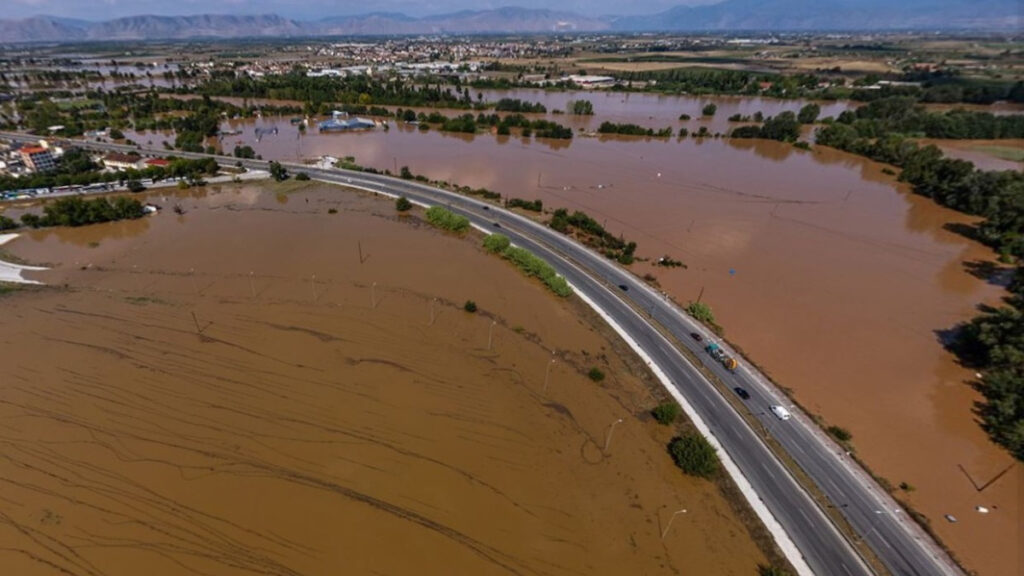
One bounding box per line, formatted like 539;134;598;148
5;0;722;20
6;0;729;19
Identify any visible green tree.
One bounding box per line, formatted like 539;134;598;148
668;433;719;478
463;300;477;313
702;103;717;117
268;161;288;181
797;103;821;124
568;99;594;115
588;367;605;382
395;196;413;212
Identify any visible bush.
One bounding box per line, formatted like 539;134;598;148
686;301;715;324
295;172;310;181
400;166;413;179
827;425;853;442
327;208;338;214
396;196;413;212
588;367;605;382
483;233;511;253
668;433;719;478
425;206;470;233
702;103;717;117
652;401;680;425
464;300;477;313
758;566;793;576
678;113;691;121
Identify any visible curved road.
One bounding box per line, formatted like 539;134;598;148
1;133;962;576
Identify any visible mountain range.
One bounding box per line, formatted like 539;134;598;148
0;1;1018;43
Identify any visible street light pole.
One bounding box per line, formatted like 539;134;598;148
661;508;688;540
543;357;556;393
488;320;497;350
604;418;623;452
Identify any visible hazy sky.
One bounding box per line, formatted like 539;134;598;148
7;0;724;20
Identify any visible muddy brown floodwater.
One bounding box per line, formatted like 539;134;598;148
0;183;771;575
128;118;1024;575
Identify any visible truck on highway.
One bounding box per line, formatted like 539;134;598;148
705;342;739;372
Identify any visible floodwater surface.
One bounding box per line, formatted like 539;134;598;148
0;183;771;575
137;119;1024;575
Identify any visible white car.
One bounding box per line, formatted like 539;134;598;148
770;405;792;421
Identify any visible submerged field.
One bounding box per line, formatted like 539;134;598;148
0;182;771;575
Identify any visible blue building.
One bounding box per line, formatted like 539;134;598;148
318;111;377;132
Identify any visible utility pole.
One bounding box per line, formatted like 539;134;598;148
487;320;497;350
249;271;256;299
310;274;317;302
371;282;377;309
696;285;705;305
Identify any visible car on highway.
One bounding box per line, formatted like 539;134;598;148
618;284;629;291
690;332;703;342
492;222;501;228
770;405;792;421
733;386;750;400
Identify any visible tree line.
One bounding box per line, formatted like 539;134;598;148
18;196;146;228
814;95;1024;460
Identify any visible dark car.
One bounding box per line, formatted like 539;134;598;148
492;222;501;228
482;206;490;210
618;284;629;291
733;387;750;400
690;332;703;342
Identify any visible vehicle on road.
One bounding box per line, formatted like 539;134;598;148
705;342;739;372
618;284;629;291
492;222;501;228
734;387;750;400
770;405;792;421
690;332;703;342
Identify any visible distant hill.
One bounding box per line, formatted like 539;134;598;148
0;2;1018;43
613;0;1021;32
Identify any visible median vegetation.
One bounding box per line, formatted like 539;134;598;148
424;206;470;233
482;234;572;297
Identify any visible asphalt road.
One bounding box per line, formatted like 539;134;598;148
0;133;962;576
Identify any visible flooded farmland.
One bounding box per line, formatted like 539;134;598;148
0;183;771;575
125;112;1024;575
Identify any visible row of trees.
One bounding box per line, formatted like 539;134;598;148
730;111;803;143
814;95;1024;460
494;98;547;113
831;96;1024;140
550;208;637;264
597;121;673;138
18;196;145;228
